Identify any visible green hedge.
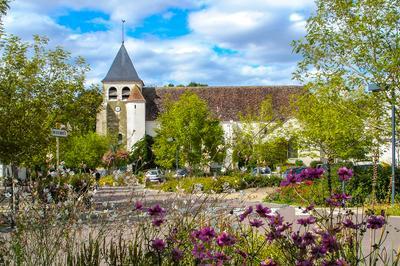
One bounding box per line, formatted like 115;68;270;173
157;173;282;193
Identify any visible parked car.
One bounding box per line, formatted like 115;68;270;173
251;167;272;177
282;167;307;179
174;168;188;178
145;169;165;183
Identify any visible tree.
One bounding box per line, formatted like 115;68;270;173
292;0;398;194
187;82;208;87
231;96;290;169
0;35;96;167
129;135;156;173
63;132;110;169
153;91;225;170
295;80;373;193
0;0;9;36
293;0;399;125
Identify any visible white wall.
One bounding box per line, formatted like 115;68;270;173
126;102;146;150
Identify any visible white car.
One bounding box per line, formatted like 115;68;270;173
145;169;165;183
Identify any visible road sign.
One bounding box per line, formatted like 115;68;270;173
51;128;68;137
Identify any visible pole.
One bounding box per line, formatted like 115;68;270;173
56;137;59;170
391;94;396;206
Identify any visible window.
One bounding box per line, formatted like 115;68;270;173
108;87;117;100
118;133;123;144
122;87;130;100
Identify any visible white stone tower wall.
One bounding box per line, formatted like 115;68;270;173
126;102;146;151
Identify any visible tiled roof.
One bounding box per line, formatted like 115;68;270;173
142;86;304;121
127;87;145;102
102;44;142;83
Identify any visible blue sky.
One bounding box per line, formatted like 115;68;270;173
3;0;315;86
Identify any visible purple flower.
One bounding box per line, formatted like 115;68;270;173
322;232;338;252
214;251;230;262
311;245;327;259
172;247;183;262
260;258;278;266
291;232;304;248
256;204;271;217
152;217;165;227
192;243;206;260
302;204;315;213
302;232;315;245
296;260;313;266
342;219;359;229
196;227;216;242
147;204;166;216
297;216;316;226
235;249;248;259
326;193;352;207
337;167;353;182
322;259;349;266
151;238;166;251
367;215;385;229
301;167;324;180
268;213;284;227
336;259;349;266
216;232;236;247
250;219;264;228
280;170;302;186
134;200;143;210
239;206;253;222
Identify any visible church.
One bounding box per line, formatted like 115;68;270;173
96;42;306;164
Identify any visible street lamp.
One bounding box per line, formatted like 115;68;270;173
368;83;397;205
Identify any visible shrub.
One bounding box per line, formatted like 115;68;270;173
98;175;126;187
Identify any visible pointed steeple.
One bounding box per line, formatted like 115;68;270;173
102;44;142;83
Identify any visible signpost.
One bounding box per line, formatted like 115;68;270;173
51;128;68;169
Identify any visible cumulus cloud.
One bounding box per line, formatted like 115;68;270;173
2;0;315;86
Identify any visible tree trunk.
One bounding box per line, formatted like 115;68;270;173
372;147;379;205
327;157;334;195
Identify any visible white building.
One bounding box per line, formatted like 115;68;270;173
95;43;322;166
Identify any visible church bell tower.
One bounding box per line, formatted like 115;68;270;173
96;41;146;151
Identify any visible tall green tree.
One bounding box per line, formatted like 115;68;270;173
293;0;399;123
292;0;398;193
153;92;225;170
0;35;97;167
295;79;373;193
232;96;290;169
62;132;110;169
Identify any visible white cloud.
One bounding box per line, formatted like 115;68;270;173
2;0;313;86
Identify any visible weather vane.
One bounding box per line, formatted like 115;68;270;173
122;19;126;44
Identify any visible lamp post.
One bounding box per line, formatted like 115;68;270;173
368;83;396;205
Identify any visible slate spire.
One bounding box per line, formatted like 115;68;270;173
102;43;142;83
